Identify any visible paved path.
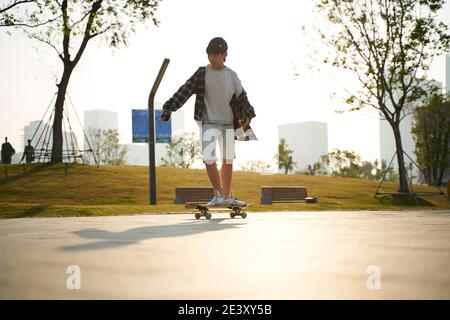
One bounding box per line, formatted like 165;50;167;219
1;211;449;299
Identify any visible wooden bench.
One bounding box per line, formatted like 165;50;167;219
260;186;317;204
174;187;214;204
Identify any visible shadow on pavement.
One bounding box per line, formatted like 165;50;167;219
60;218;242;252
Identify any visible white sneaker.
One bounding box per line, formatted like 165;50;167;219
206;190;225;207
222;192;247;206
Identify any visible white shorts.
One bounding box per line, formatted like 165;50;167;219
200;122;236;164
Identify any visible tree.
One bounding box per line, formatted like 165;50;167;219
239;160;271;173
275;138;296;174
86;128;127;166
312;149;385;179
2;0;160;162
102;129;127;166
380;159;399;181
0;1;59;28
412;94;450;186
313;149;362;177
161;133;201;168
312;0;450;192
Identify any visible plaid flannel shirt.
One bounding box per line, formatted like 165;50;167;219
162;67;257;141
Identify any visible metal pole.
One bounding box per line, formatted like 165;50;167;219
148;58;170;205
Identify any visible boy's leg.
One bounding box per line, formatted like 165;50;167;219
205;161;222;193
202;123;223;195
220;125;236;199
221;162;233;199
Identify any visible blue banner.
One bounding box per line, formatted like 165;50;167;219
132;109;171;143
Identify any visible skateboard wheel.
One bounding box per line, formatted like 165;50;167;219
242;212;247;219
195;213;200;219
206;212;212;219
230;212;235;219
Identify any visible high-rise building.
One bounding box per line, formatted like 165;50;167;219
83;109;118;139
278;121;328;173
83;109;118;164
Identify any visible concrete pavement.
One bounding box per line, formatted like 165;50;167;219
0;210;449;299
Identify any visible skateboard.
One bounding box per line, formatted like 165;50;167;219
185;202;253;219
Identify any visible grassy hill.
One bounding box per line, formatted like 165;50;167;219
0;163;448;218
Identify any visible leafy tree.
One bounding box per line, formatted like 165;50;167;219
0;1;59;27
312;0;450;192
86;128;127;166
2;0;160;162
239;160;271;173
314;149;362;177
412;94;450;186
161;133;201;168
379;159;399;182
312;149;388;180
275;138;296;174
102;129;127;166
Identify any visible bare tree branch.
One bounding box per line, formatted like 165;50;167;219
29;33;64;61
0;0;33;14
0;14;62;28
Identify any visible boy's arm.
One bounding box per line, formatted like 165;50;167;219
161;68;200;120
233;89;256;128
239;89;256;118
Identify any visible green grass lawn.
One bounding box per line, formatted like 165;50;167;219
0;163;448;218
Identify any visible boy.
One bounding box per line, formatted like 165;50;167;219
160;37;257;206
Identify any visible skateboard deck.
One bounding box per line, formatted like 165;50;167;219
185;202;253;219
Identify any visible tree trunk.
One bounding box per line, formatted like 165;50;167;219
392;125;411;193
51;64;73;163
437;121;449;186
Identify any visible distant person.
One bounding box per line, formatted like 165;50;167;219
20;139;35;164
160;37;257;207
1;137;15;164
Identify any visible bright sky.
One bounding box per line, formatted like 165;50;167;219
1;0;449;168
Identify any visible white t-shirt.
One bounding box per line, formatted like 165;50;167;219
203;64;243;124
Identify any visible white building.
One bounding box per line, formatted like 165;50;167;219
83;109;118;164
123;143;168;166
83;109;118;147
278;121;328;173
83;109;118;131
379;79;442;179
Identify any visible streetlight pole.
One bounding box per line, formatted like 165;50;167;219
148;58;170;205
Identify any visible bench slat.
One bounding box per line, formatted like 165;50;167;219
261;186;308;204
174;187;214;204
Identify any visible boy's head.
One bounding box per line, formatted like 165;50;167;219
206;37;228;68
